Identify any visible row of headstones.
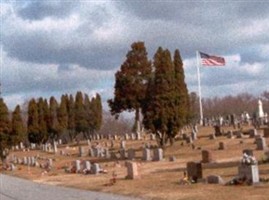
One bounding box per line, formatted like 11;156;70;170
90;132;149;141
9;155;53;169
69;159;139;179
87;146;164;162
68;160;101;175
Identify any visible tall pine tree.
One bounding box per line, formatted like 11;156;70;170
28;99;41;144
0;98;10;160
108;41;152;132
10;105;26;145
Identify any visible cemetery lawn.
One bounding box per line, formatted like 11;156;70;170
2;126;269;200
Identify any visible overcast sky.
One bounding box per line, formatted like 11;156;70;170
1;0;269;110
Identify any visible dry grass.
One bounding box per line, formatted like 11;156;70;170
3;125;269;200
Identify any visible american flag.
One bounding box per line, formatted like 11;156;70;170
199;52;225;66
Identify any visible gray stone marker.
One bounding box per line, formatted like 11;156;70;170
227;130;234;139
218;142;225;150
191;130;197;140
127;148;136;160
125;161;139;179
206;175;224;184
153;148;163;161
120;141;126;149
256;137;268;150
201;150;213;163
264;128;269;138
119;149;126;159
53;141;58;153
104;148;111;159
249;129;258;138
209;133;216;140
186;161;202;183
92;163;100;175
85;161;91;171
75;160;81;173
238;164;259;184
186;136;193;144
79;146;87;157
142;148;151;161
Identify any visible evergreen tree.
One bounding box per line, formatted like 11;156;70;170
57;94;68;137
74;91;88;134
28;99;41;144
67;94;76;141
94;93;102;131
108;41;152;132
10;105;26;145
37;98;48;143
173;49;189;134
0;98;11;160
142;48;176;147
48;96;60;140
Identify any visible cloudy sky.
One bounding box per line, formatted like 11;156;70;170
1;0;269;110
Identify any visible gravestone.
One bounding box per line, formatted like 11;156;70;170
256;137;267;150
235;131;243;139
214;125;221;136
186;161;202;183
202;150;213;163
218;142;226;150
75;160;81;173
125;161;139;179
206;175;224;184
120;141;126;149
20;142;24;150
227;130;234;139
249;129;258;138
27;157;31;166
153;148;163;161
142;148;151;161
150;134;156;140
48;159;53;168
31;157;36;166
238;164;259;184
23;157;27;165
53;141;57;153
127;148;135;160
186;136;193;144
79;146;87;157
104;148;111;159
10;164;16;171
263;128;269;138
136;132;142;140
85;161;91;172
169;156;176;162
209;134;216;140
125;134;129;140
119;149;126;159
92;163;100;175
191;130;197;140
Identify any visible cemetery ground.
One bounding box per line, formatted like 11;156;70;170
2;126;269;200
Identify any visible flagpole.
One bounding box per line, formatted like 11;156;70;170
196;51;203;125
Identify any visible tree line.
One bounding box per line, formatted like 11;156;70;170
0;91;102;160
108;42;190;147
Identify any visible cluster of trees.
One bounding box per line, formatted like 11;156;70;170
0;91;102;160
109;42;190;147
189;91;269;119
